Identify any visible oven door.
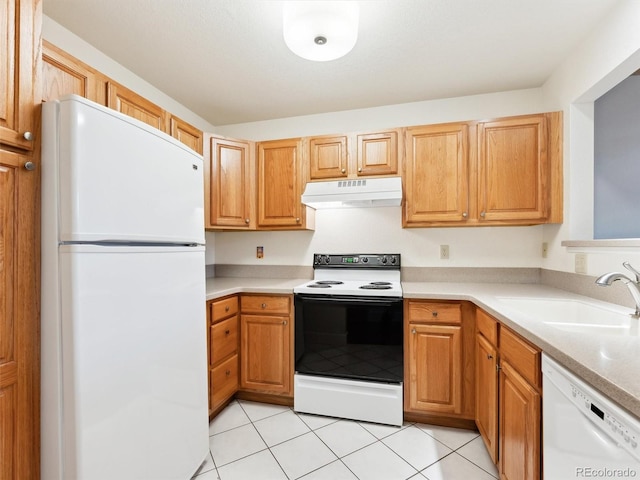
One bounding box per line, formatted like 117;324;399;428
294;293;403;384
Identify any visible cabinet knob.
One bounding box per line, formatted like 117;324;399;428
411;328;416;334
225;370;231;376
245;218;250;224
283;320;288;326
261;303;267;309
480;211;486;218
462;212;468;218
432;311;438;317
24;161;36;171
487;354;493;360
296;217;300;223
225;329;230;335
358;167;362;172
341;168;346;173
225;306;230;312
23;131;33;141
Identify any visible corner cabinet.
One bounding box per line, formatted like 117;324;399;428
404;300;475;424
204;135;254;229
475;308;542;480
239;294;293;396
257;138;314;230
403;112;562;228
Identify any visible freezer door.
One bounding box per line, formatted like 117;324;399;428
51;245;208;480
50;96;204;244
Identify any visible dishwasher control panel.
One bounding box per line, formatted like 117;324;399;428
571;383;639;452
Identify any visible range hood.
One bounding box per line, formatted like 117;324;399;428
301;176;403;209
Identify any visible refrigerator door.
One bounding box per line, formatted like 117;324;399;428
48;244;208;480
47;95;204;245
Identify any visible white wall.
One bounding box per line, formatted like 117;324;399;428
541;0;640;276
42;16;216;133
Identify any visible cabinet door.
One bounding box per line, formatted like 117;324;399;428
0;149;39;480
404;123;469;225
476;334;499;464
309;135;348;179
406;324;462;414
356;130;399;176
499;361;541;480
0;0;37;151
257;138;303;228
240;314;291;394
42;41;104;104
478;115;548;223
169;115;203;154
207;137;252;228
107;81;167;131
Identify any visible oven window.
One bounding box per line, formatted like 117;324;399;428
294;295;403;384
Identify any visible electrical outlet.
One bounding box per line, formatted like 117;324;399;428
440;245;450;260
542;242;548;258
575;253;587;274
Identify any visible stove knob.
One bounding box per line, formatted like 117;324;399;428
324;255;331;264
381;256;387;264
390;256;397;264
362;257;369;263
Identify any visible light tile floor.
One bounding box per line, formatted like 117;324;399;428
191;399;499;480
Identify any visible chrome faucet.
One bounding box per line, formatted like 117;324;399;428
595;262;640;318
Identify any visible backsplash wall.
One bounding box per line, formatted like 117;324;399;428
211;207;545;268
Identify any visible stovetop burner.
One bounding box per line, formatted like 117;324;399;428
360;284;393;290
307;284;331;288
316;280;344;285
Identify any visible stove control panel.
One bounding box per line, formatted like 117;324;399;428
313;253;401;269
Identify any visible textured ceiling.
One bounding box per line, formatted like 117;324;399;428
43;0;620;126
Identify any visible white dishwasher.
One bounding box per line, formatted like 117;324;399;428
543;354;640;479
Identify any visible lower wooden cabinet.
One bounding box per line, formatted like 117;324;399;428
207;295;240;414
404;300;475;422
239;294;293;396
475;308;542;480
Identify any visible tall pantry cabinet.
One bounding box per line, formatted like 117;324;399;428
1;0;42;478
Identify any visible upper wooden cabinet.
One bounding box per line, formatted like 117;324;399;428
404;123;469;225
205;135;254;229
404;112;562;227
357;130;400;176
169;115;203;154
0;0;39;151
258;138;313;229
309;135;348;179
107;81;167;131
478;115;548;223
307;129;400;181
42;40;106;104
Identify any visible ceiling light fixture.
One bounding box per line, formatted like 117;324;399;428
283;1;359;62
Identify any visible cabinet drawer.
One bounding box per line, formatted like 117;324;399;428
500;327;541;388
241;295;290;315
210;354;238;410
407;301;461;324
476;309;498;346
211;296;238;322
211;315;238;364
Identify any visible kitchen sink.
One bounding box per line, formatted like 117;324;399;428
495;297;639;335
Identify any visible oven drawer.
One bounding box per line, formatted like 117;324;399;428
241;295;290;314
407;301;461;324
210;315;238;365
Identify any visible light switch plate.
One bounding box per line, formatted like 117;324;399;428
575;253;587;274
440;245;450;260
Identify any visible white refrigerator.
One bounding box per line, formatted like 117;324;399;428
41;95;209;480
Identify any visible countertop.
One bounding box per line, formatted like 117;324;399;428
206;277;640;418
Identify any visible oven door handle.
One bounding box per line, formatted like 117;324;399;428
295;294;402;307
